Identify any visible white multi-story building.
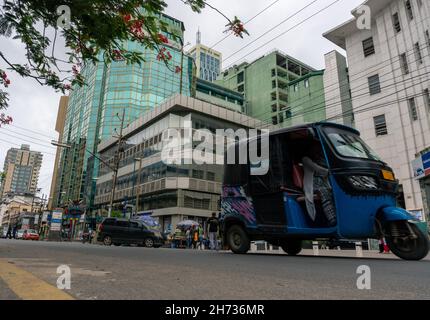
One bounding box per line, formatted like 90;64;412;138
324;0;430;217
188;30;222;82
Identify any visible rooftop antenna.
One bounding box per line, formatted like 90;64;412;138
196;27;201;45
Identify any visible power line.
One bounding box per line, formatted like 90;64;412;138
210;0;282;49
9;123;57;140
0;138;56;156
235;40;430;127
224;0;342;67
0;127;54;146
0;131;57;151
223;0;320;62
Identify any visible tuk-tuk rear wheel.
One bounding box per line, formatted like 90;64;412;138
386;223;429;261
227;225;250;254
281;240;302;256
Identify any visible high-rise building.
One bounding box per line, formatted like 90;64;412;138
0;144;43;198
48;96;68;210
216;49;352;127
50;14;194;210
324;0;430;217
188;29;222;82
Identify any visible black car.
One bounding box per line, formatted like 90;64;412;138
97;218;164;248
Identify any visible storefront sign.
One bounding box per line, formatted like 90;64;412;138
412;151;430;179
50;209;63;231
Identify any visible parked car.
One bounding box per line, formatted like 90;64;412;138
97;218;164;248
16;229;25;239
22;229;40;241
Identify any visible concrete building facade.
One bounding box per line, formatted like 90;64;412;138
324;0;430;216
94;95;268;232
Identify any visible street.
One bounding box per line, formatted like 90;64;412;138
1;239;429;300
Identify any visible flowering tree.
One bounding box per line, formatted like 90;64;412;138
0;0;248;126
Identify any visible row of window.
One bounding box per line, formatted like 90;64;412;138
373;88;430;136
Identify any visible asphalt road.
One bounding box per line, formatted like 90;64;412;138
1;239;429;300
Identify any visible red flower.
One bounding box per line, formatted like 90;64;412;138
123;14;131;23
5;79;10;85
158;34;169;44
175;66;182;74
1;71;6;80
63;84;72;91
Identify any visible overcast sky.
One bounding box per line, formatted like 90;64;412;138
0;0;364;199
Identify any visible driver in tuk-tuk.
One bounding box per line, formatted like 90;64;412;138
302;143;336;227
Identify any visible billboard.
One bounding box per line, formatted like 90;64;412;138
412;150;430;180
50;209;63;231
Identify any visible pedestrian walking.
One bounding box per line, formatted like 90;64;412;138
12;225;18;239
192;227;199;249
207;212;219;250
185;227;192;249
6;226;12;239
197;224;204;250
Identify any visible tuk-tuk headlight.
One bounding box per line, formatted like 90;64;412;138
348;176;378;190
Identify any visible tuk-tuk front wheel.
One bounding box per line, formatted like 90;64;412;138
386;223;429;261
227;225;250;254
281;240;302;256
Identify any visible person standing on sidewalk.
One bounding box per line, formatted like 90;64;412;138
207;212;219;250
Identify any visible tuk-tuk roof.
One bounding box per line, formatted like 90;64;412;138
269;122;360;137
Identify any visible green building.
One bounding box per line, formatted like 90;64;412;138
216;50;316;125
284;70;326;127
216;50;353;129
51;14;194;210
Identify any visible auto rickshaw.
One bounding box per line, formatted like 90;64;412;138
220;122;429;260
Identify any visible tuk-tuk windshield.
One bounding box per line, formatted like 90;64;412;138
323;127;381;161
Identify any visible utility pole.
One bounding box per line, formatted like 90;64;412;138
108;109;126;218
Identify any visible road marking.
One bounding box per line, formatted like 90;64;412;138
0;259;74;300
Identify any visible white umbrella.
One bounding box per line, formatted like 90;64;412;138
177;220;199;228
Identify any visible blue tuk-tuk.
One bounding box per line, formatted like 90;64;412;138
221;122;429;260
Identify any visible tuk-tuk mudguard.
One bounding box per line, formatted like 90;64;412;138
380;206;415;222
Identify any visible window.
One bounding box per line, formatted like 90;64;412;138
392;13;401;33
237;84;244;93
192;169;204;179
271;69;276;77
414;43;423;64
424;89;430;112
400;53;409;74
237;71;244;84
405;0;414;21
362;37;375;57
206;172;215;181
279;113;284;123
368;74;381;95
116;220;130;228
294;84;299;92
374;115;388;136
324;127;381;160
304;79;309;88
272;80;277;89
272;116;278;125
408;97;418;121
